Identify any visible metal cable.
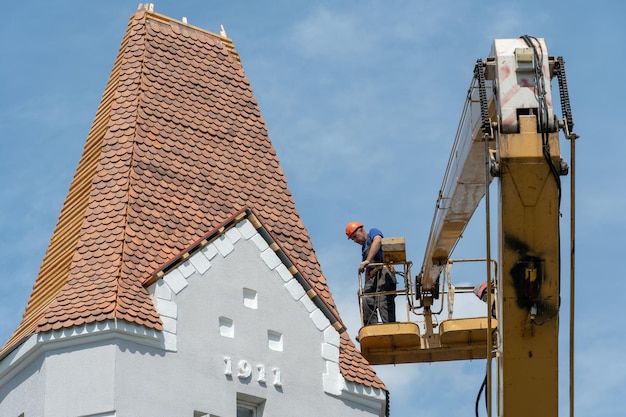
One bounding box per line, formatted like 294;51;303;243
555;54;578;417
555;57;575;134
569;126;576;417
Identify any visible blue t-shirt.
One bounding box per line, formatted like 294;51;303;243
362;228;384;262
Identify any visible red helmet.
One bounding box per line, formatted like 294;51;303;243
345;221;363;239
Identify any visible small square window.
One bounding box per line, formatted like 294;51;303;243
219;316;234;338
243;288;258;309
267;330;283;351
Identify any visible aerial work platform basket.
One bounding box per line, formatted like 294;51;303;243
357;239;496;365
358;317;496;365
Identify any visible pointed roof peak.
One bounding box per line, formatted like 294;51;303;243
135;3;241;63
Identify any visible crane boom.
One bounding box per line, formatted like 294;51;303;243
419;37;556;291
418;37;566;416
357;36;574;417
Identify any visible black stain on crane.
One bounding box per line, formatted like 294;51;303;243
505;234;544;309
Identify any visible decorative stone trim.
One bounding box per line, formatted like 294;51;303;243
148;217;347;397
149;219;338;357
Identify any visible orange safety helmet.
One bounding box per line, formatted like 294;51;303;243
345;221;363;239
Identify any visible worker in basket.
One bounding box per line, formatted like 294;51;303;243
346;222;397;325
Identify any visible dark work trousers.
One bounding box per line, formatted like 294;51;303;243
362;267;397;325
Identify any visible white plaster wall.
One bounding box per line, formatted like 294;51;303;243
0;353;46;416
113;235;376;417
183;238;327;415
43;342;116;417
0;340;117;417
0;222;384;417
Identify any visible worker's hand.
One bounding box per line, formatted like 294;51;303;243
358;260;370;273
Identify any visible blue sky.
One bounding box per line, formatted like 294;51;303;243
1;1;624;416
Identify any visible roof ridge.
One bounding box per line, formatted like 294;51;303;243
115;10;150;321
139;4;241;64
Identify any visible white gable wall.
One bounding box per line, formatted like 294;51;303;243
122;219;384;416
0;219;385;417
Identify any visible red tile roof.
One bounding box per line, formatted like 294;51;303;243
2;7;386;394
